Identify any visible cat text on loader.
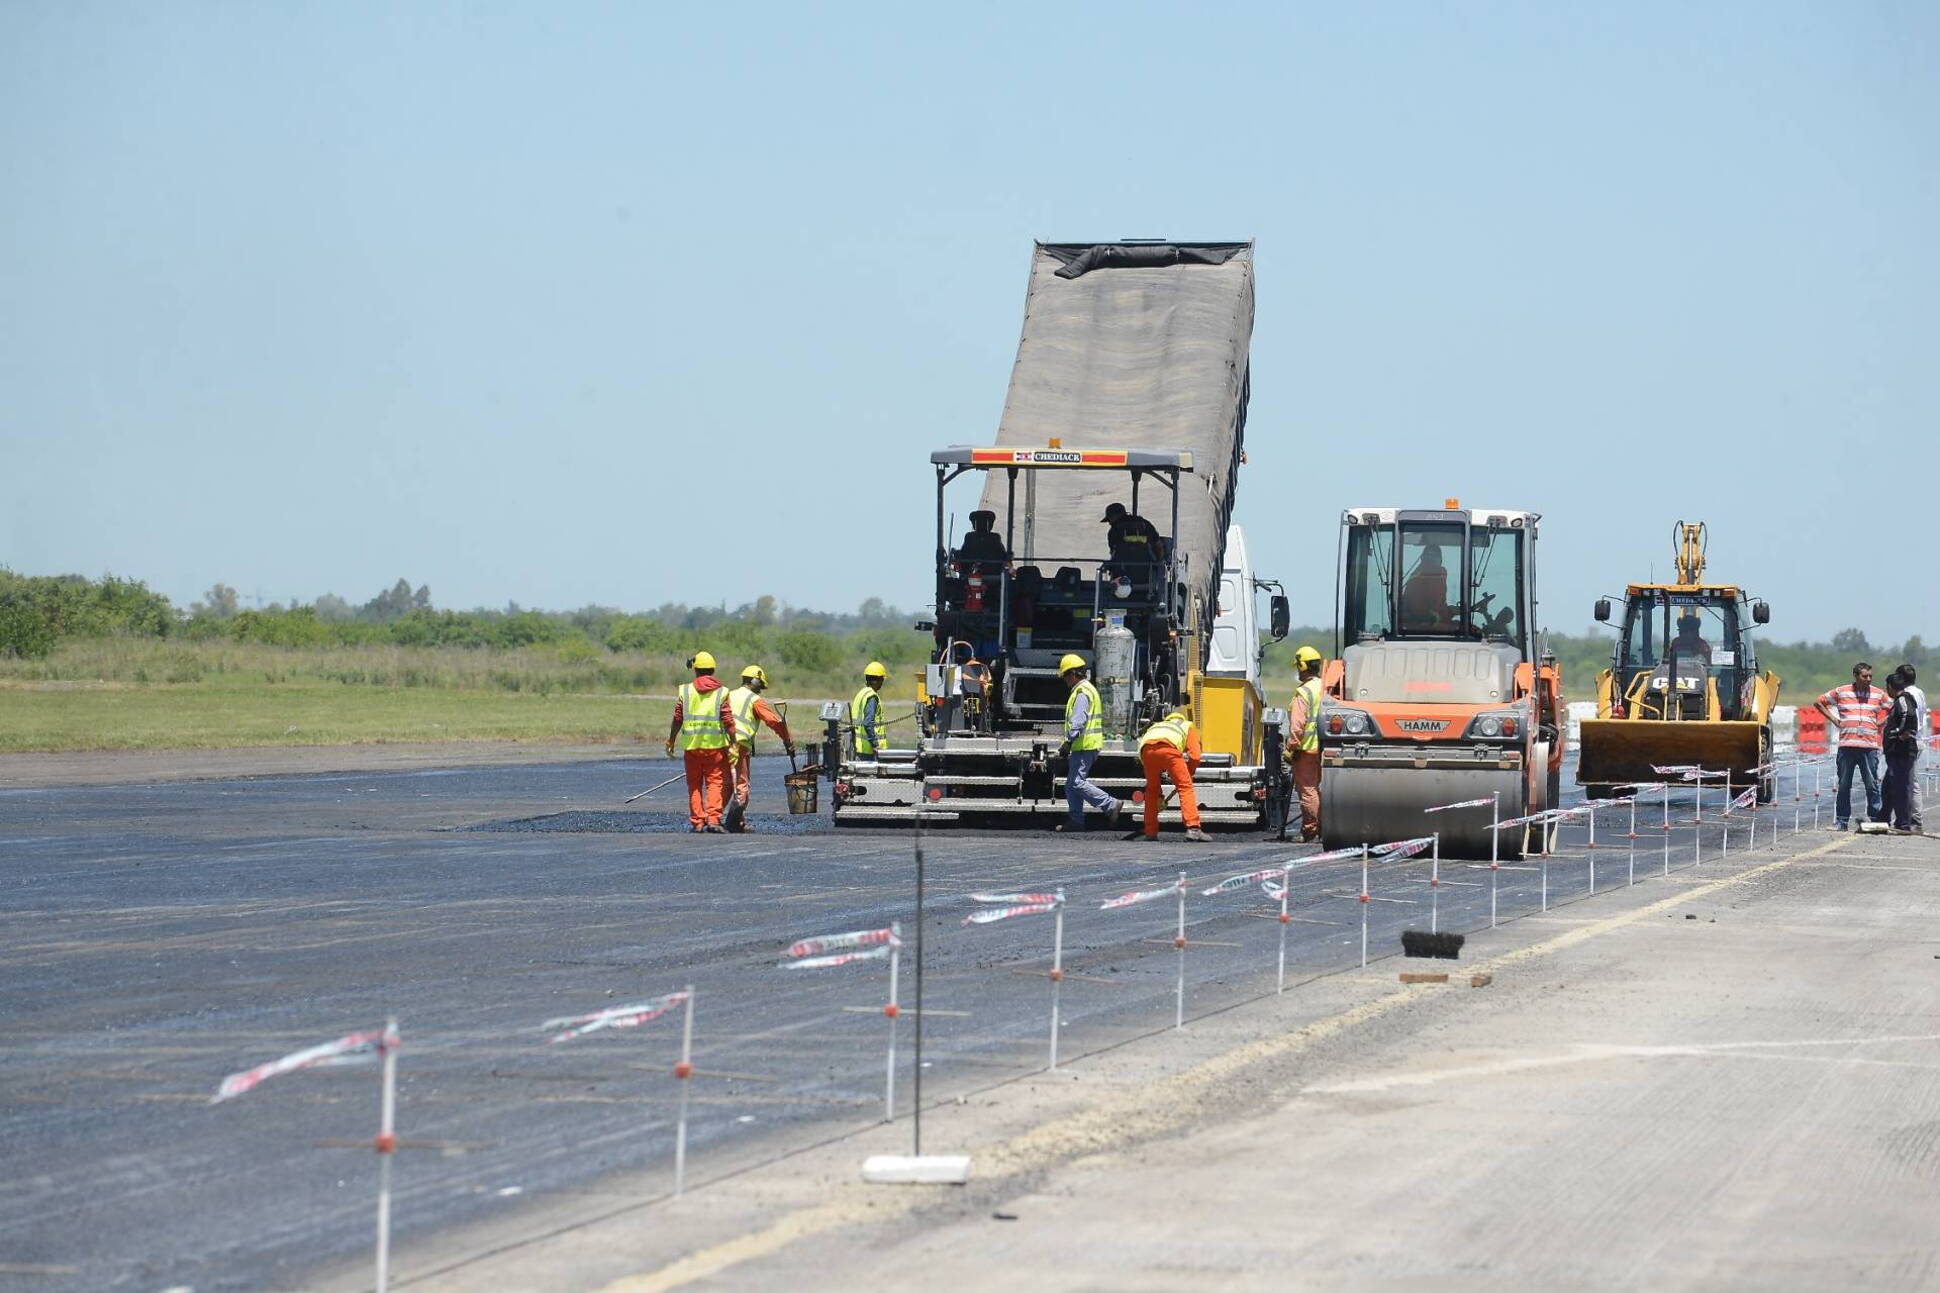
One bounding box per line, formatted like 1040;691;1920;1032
1578;520;1779;800
1318;505;1564;858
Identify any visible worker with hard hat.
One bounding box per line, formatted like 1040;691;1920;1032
724;664;795;833
666;651;738;833
1285;645;1326;842
1129;708;1210;843
1057;654;1126;832
851;661;890;759
1102;502;1167;596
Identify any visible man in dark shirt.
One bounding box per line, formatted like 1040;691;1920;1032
1102;502;1167;590
954;510;1009;575
1883;670;1920;833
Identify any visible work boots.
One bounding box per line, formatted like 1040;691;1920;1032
1183;827;1212;843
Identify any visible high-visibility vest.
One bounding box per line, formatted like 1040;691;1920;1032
1295;677;1323;753
1066;680;1105;752
851;685;884;755
1140;714;1192;751
678;682;729;751
727;686;761;750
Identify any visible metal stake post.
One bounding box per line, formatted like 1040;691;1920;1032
1429;832;1441;933
1540;817;1549;913
374;1019;399;1293
1627;794;1638;887
1813;759;1822;829
1489;790;1501;928
1661;785;1671;877
1359;846;1370;967
1048;894;1065;1071
1587;799;1597;852
883;923;901;1123
1275;869;1291;993
673;987;695;1196
1173;872;1187;1030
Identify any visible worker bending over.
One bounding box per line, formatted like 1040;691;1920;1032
1286;645;1325;842
1058;654;1126;832
725;664;795;833
666;651;737;833
851;661;889;759
1129;709;1210;842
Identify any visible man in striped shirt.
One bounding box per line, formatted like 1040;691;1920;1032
1815;662;1891;829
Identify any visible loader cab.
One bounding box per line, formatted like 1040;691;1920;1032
1607;587;1759;722
1339;507;1535;658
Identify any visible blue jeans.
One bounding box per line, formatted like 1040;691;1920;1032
1066;748;1117;827
1835;746;1882;825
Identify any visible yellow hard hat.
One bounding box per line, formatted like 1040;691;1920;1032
741;664;769;687
863;661;888;680
1058;653;1088;674
1294;645;1324;668
690;650;718;671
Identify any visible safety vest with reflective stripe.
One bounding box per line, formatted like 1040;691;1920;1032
1295;677;1323;753
1140;714;1192;751
727;686;761;750
1066;680;1105;752
678;682;729;750
851;685;884;755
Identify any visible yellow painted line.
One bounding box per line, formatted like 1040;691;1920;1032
599;835;1852;1293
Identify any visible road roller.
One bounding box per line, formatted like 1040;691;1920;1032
1318;504;1564;858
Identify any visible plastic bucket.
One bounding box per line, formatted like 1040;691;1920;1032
785;769;820;815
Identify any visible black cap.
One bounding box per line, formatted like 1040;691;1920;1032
969;509;995;526
1102;502;1127;522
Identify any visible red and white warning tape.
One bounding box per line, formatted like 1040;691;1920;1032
1201;866;1288;896
963;892;1063;925
785;927;899;959
1371;835;1436;859
543;991;690;1044
1731;784;1758;809
1422;796;1496;813
213;1023;397;1103
1100;878;1185;910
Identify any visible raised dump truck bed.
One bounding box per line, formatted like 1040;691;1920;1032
829;241;1285;829
979;241;1253;618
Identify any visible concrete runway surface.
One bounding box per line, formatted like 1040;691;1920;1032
0;753;1906;1289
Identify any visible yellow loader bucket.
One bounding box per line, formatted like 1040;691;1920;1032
1577;719;1765;793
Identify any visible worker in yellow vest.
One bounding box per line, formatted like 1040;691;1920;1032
1057;654;1126;833
1285;645;1326;842
724;664;795;833
664;650;737;833
1129;709;1210;842
851;661;889;758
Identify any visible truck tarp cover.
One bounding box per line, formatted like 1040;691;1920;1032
978;241;1253;619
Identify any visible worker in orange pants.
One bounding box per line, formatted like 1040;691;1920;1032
665;651;737;833
1127;709;1211;842
724;664;795;832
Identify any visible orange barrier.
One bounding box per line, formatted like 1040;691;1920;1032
1796;706;1828;755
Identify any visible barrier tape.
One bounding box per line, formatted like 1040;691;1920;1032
964;901;1060;925
786;927;898;959
213;1024;397;1103
1202;866;1288;896
1371;835;1436;858
966;892;1060;906
1101;878;1185;910
544;991;690;1044
1731;784;1758;809
1423;797;1495;812
785;945;893;970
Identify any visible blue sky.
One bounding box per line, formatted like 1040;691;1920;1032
3;2;1934;644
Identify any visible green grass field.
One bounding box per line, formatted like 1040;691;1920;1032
0;640;919;752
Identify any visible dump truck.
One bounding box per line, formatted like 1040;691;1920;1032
1577;521;1779;800
1317;505;1565;857
825;240;1290;827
